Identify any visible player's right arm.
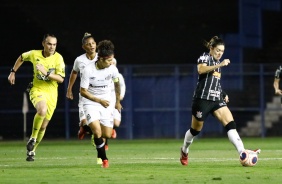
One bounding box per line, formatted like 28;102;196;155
66;70;78;100
197;59;230;74
8;55;24;85
80;87;109;108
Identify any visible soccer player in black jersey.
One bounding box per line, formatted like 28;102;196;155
180;36;260;166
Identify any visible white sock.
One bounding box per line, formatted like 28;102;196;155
227;129;245;154
182;129;194;154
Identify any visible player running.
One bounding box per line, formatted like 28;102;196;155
180;36;260;166
8;34;65;161
66;32;97;139
80;40;122;168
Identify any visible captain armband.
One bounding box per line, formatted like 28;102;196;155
113;77;119;82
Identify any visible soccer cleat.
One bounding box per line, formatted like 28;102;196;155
26;138;36;152
97;158;102;165
101;159;109;168
105;145;109;151
78;126;86;140
111;129;117;139
180;148;188;166
26;151;35;161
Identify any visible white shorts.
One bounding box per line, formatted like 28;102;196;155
83;104;114;128
113;108;121;121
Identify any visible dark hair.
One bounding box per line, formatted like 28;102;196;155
204;36;224;49
97;40;114;57
82;32;94;44
42;34;56;42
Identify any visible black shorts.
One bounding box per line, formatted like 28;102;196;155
191;98;227;121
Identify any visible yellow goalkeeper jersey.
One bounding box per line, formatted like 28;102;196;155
22;50;65;92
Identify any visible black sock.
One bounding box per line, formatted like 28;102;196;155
94;137;107;160
83;124;92;134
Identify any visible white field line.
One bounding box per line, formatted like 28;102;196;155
1;157;282;167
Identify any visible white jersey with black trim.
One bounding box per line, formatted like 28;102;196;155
80;63;119;106
73;53;98;77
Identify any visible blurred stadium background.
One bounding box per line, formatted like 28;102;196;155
1;0;282;140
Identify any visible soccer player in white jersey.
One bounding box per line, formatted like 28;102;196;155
66;32;97;139
104;58;126;149
80;40;122;168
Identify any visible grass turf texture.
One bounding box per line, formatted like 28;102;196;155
0;138;281;184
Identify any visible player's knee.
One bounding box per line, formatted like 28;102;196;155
103;130;112;138
37;108;47;116
89;122;102;136
94;137;104;148
190;127;200;136
224;121;236;132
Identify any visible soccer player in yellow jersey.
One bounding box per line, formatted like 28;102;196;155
8;34;65;161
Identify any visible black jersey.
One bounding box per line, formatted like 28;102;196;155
193;52;223;101
274;65;282;79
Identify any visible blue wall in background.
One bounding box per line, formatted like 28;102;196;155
0;64;278;140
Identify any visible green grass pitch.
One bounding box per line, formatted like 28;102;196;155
0;137;281;184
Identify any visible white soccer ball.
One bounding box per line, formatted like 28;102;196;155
239;150;258;167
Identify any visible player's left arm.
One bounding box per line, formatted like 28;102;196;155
114;77;122;112
36;63;65;83
119;74;126;100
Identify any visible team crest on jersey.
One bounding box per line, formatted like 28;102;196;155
199;55;208;62
86;114;91;121
196;111;202;119
219;102;226;106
